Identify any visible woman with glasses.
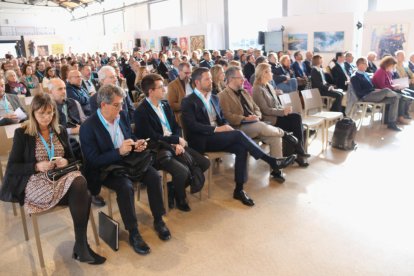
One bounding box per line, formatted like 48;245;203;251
0;93;106;264
42;66;56;90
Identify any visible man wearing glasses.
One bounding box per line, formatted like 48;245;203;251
80;84;170;256
167;62;193;125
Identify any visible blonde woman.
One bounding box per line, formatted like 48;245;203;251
210;64;225;95
253;63;309;167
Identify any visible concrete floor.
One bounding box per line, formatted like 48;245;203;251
1;117;414;276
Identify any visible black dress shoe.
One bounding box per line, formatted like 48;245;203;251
272;154;296;170
233;190;255;206
91;195;106;207
167;182;175;209
283;132;299;145
388;123;402;131
270;170;285;183
129;233;151;255
72;243;106;265
176;198;191;212
295;156;309;167
154;220;171;241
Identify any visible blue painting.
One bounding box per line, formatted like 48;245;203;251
288;33;308;50
313;31;344;52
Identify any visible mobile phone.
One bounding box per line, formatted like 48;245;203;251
50;157;62;162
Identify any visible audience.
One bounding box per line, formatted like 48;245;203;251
330;52;349;90
273;55;298;93
0;77;27;126
80;64;97;95
291;51;309;89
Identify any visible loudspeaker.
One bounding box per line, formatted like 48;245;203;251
258;31;265;45
135;38;141;47
161;36;170;47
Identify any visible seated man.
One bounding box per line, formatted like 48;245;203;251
167;62;193;125
80;64;98;95
199;51;214;69
0;77;27;126
330;52;349;91
344;52;356;77
134;73;210;211
219;66;299;182
351;57;401;131
366;52;378;74
90;65;135;122
181;67;296;206
80;84;171;256
168;57;181;82
303;51;313;77
66;69;91;116
291;51;309;89
311;55;344;112
242;54;256;84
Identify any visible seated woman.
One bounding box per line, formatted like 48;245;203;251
41;66;56;90
372;56;413;122
0;94;105;264
252;63;309;167
273;55;298;93
5;69;29;96
157;54;171;80
21;64;42;95
210;64;225;95
134;66;150;102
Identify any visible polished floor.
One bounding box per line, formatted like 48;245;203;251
1;115;414;276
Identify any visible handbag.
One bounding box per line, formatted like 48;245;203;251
46;160;82;182
100;150;153;182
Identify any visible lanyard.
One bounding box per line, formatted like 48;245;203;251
97;108;121;148
1;94;10;114
146;98;172;132
193;88;213;115
38;130;54;160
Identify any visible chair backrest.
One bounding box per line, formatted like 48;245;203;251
345;83;358;116
0;123;21;156
301;88;323;115
280;91;304;115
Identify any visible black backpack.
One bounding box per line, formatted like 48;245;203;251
331;118;357;151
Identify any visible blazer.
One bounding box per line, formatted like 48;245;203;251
252;83;285;125
273;66;294;85
366;61;377;74
66;83;91;116
291;61;307;78
181;92;228;153
199;59;214;69
134;99;181;145
242;62;255;84
0;126;73;204
350;72;376;99
79;111;133;195
157;61;171;79
344;62;356;77
303;60;312;77
89;92;135;123
311;67;331;94
331;62;348;90
57;98;86;128
168;68;179;82
218;87;262;127
372;68;394;90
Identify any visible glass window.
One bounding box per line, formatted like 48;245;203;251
150;0;181;30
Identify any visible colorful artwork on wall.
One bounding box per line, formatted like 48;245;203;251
288;33;308;51
370;24;409;58
37;45;49;56
190;35;205;51
313;31;344;52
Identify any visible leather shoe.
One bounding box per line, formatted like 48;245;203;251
283;132;299;145
154;220;171;241
270;170;285;183
272;154;296;170
299;152;311;158
91;195;106;207
233;190;255;206
129;233;151;255
176;198;191;212
387;123;402;131
295;156;309;167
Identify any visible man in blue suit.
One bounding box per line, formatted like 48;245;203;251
181;68;295;207
350;57;401;131
80;84;171;256
66;70;91;116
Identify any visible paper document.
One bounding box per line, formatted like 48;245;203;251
14;107;27;121
393;77;409;89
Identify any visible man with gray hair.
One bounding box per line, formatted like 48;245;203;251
80;84;170;255
66;69;91;116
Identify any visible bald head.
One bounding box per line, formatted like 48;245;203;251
49;78;67;103
68;69;82;86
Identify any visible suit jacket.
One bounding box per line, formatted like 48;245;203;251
181;92;228;153
331;62;348;90
218;87;262;127
344;62;356;77
366;61;377;74
57;98;86;128
199;59;214;69
311;67;331;94
303;60;312;77
134;99;181;145
79;111;133;195
0;126;73;204
66;83;91;116
168;68;179;82
291;61;307;78
273;66;294;85
167;78;187;122
350;72;375;99
243;62;255;84
81;78;98;94
89;92;134;123
252;83;285;125
157;61;171;79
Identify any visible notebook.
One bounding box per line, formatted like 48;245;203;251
98;211;119;251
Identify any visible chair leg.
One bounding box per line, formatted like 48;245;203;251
12;202;17;216
32;214;45;268
162;171;168;215
107;191;113;218
20;205;29;241
208;158;213;199
89;210;100;246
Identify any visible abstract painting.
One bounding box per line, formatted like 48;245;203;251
288;33;308;50
370;24;409;58
313;31;344;52
190;35;205;51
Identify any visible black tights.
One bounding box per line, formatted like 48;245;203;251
59;176;91;237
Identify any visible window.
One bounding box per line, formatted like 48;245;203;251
149;0;181;30
376;0;414;11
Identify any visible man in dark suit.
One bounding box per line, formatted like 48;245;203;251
80;64;98;95
0;78;27;126
134;73;209;211
344;52;356;77
311;55;344;112
199;51;214;69
242;54;256;83
366;52;378;74
80;84;171;256
350;57;401;131
66;70;91;116
168;57;181;82
330;52;349;90
181;68;295;207
303;51;313;77
291;51;309;79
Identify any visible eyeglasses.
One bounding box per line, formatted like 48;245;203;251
110;102;124;109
